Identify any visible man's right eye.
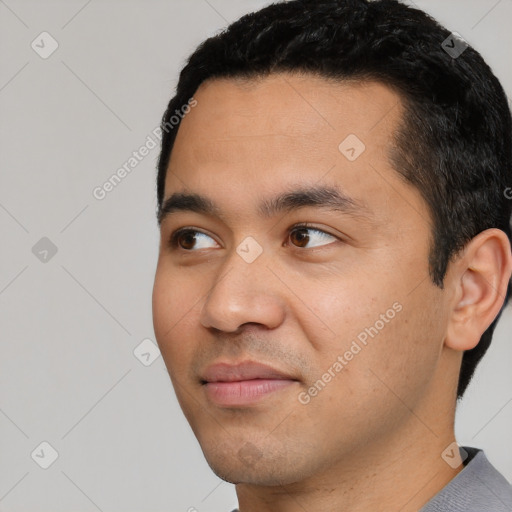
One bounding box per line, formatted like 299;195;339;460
169;228;219;251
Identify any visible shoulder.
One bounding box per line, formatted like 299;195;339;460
421;447;512;512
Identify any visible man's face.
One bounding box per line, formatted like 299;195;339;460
152;74;452;485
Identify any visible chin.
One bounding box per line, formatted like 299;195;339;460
200;438;313;486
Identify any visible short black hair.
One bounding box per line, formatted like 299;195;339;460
156;0;512;399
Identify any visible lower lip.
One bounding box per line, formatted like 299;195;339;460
203;379;297;406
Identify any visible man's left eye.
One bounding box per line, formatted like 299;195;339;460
288;225;338;249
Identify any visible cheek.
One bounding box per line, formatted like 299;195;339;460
299;272;393;351
152;264;201;370
292;245;413;347
304;263;443;397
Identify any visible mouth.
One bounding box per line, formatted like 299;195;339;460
200;361;300;407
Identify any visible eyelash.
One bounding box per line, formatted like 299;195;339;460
167;223;339;252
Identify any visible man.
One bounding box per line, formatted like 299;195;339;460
151;0;512;510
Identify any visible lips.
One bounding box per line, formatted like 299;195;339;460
200;361;299;407
200;360;296;383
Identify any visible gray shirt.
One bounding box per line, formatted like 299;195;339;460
420;446;512;511
229;446;512;511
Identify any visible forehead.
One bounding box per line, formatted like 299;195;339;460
167;73;402;177
163;73;427;228
173;72;403;139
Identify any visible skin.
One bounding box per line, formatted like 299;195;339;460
152;73;512;511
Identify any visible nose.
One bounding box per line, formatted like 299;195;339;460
199;246;286;333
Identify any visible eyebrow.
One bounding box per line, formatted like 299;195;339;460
157;185;373;225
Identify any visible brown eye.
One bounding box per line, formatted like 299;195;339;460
288;225;338;249
290;227;310;248
177;231;197;250
169;229;217;251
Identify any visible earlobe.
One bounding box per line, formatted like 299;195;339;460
445;228;512;352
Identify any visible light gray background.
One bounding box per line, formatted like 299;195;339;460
0;1;511;511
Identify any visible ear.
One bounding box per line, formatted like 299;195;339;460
445;228;512;352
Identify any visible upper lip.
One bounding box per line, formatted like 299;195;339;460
201;361;297;383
